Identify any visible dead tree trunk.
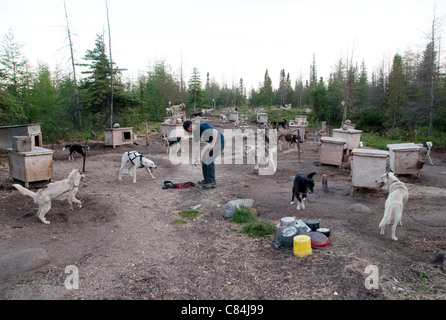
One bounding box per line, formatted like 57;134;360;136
106;0;114;128
63;0;82;129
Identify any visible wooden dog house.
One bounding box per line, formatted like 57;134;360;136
350;148;389;195
8;144;54;188
319;137;347;167
257;113;268;125
332;128;362;152
160;123;184;138
387;143;422;177
105;127;134;148
0;124;42;150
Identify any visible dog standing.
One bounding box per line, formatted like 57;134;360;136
244;144;277;173
419;141;433;165
375;172;409;241
12;169;85;224
290;172;317;210
118;151;156;183
63;144;90;160
278;133;301;151
162;134;184;154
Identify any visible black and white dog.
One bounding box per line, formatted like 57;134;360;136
290;172;317;210
162;134;184;154
63;144;90;160
118;151;156;183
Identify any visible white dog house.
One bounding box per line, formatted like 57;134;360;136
105;127;134;148
229;111;239;122
160;123;184;138
332;128;362;152
319;137;347;167
257;113;268;125
350;148;389;195
387;143;422;177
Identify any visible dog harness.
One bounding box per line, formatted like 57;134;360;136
128;151;144;168
162;181;198;189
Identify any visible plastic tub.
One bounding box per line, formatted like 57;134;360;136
293;235;312;257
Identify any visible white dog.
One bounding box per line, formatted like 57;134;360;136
375;172;409;241
244;144;277;173
13;168;85;224
118;151;156;183
419;141;433;165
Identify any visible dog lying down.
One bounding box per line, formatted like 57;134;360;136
118;151;157;183
13;169;85;224
375;172;409;241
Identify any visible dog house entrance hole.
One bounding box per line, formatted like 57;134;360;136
123;131;132;140
34;135;40;147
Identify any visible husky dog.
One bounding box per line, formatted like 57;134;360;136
290;172;317;210
419;141;433;165
375;172;409;241
118;151;156;183
244;144;277;173
13;169;85;224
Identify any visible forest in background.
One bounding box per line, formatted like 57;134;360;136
1;21;446;146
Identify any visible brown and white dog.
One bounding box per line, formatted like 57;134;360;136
13;169;85;224
118;151;156;183
166;103;185;118
278;133;301;151
375;172;409;241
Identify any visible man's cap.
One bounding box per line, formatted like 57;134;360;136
182;120;192;131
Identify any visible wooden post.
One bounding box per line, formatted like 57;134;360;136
52;129;54;150
144;121;149;146
82;139;88;172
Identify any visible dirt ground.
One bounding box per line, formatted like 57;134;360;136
0;118;445;301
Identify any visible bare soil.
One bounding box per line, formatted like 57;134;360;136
0;118;445;301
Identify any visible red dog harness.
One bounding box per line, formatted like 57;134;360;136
162;181;198;189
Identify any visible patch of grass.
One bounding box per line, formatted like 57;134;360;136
361;132;406;150
178;209;202;220
231;207;257;224
241;220;276;238
170;219;187;225
229;207;275;238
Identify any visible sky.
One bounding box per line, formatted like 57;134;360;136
1;0;445;90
